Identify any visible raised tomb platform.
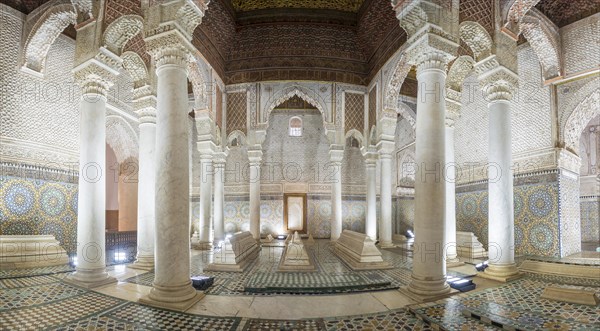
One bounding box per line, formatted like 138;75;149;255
278;232;316;272
334;230;392;270
0;235;69;270
456;231;488;259
204;231;260;272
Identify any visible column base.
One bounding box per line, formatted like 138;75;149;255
446;257;464;268
401;275;456;302
399;285;458;303
139;281;204;312
477;263;523;283
191;241;213;251
378;241;395;248
129;256;155;271
64;268;117;289
139;291;205;312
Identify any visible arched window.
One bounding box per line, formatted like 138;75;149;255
289;116;302;137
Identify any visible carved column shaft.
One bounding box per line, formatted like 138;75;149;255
444;100;460;265
477;66;522;282
248;151;262;240
378;151;393;247
139;43;202;309
132;101;157;270
66;64;117;288
197;153;213;247
408;52;451;298
365;154;378;241
213;152;227;242
329;148;344;241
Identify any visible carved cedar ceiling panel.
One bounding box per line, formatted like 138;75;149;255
231;0;364;12
535;0;600;27
1;0;51;14
104;0;142;26
195;0;407;85
460;0;495;36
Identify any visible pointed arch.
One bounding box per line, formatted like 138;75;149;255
564;88;600;155
520;9;562;81
384;53;412;113
227;130;247;148
502;0;541;37
21;3;77;76
264;86;328;123
121;51;148;88
106;115;139;164
344;129;365;149
459;21;493;62
188;59;210;111
397;101;416;129
103;15;144;55
447;56;475;92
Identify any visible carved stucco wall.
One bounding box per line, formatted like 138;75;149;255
1;6;80;167
560;12;600;77
455;44;552;169
260;110;332;186
1;4;139;169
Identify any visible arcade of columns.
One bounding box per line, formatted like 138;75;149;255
67;0;523;307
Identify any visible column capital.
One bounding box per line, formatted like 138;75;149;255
197;139;216;155
213;151;228;165
248;149;263;165
144;0;209;69
145;33;193;70
134;85;157;125
376;139;395;156
73;58;119;98
329;145;344;163
414;50;453;78
476;62;519;103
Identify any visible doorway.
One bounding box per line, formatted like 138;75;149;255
284;193;307;234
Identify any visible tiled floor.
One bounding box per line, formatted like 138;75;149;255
123;241;468;296
1;245;599;330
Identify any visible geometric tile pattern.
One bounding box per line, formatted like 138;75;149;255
580;199;599;243
0;175;79;254
0;292;121;330
125;240;468;297
0;264;74;279
0;274;62;288
0;283;85;310
223;197;368;239
411;277;600;331
344;92;364;134
242;318;326;331
324;309;432;331
457;172;563;256
107;303;240;331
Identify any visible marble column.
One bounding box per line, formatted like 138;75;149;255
378;150;393;247
66;69;116;288
407;53;451;299
197;153;213;249
480;89;521;282
329;148;344;241
139;47;203;310
248;150;262;240
213;151;226;243
131;106;157;270
365;152;378;241
444;110;461;267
